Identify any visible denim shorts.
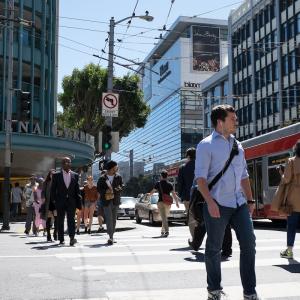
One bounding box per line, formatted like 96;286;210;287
84;201;96;209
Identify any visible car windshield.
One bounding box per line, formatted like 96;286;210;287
121;197;136;204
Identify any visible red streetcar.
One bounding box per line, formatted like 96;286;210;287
242;122;300;220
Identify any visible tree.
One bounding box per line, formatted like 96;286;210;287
57;63;151;142
123;175;154;197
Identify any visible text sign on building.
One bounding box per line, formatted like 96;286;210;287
102;93;119;117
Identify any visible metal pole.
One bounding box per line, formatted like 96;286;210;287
105;17;114;160
1;0;14;231
129;149;134;178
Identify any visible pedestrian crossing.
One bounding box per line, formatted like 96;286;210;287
10;222;300;300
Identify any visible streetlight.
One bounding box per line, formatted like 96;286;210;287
105;12;154;160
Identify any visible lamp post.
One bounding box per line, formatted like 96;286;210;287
105;13;154;160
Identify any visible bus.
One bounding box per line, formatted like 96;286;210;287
242;122;300;220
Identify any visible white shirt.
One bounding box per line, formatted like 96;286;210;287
63;169;71;188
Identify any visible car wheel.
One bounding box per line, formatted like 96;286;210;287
149;212;156;225
135;210;142;224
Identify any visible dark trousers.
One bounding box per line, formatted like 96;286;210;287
287;212;300;247
57;204;76;242
25;206;37;233
103;201;118;239
203;203;256;295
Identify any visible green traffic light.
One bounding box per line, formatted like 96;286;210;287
103;142;111;150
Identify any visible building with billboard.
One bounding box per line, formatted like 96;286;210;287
229;0;300;140
113;16;228;172
0;0;94;210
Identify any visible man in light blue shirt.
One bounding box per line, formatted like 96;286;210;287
195;105;259;300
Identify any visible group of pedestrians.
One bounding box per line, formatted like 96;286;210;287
23;157;123;247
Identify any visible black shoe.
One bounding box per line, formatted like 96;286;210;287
59;241;65;246
188;239;199;251
107;238;113;245
76;229;80;235
24;230;29;235
70;238;77;246
84;227;87;233
221;250;232;258
53;233;58;241
87;229;91;234
97;227;104;233
47;235;53;242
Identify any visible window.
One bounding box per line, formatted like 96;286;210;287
271;30;277;50
266;64;272;84
248;104;253;122
267;97;272;114
281;23;288;42
273;93;279;113
288;19;294;40
297;13;300;34
282;55;289;76
261;99;266;117
290;51;296;72
273;61;279;80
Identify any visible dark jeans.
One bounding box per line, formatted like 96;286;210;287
203;203;256;295
25;206;37;233
10;203;19;217
103;201;118;239
57;204;76;242
287;212;300;247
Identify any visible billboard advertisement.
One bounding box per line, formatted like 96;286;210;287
192;26;220;72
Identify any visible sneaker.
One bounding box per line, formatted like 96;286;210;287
76;229;80;235
244;294;262;300
70;238;77;246
188;238;199;251
163;232;169;237
208;290;228;300
87;229;91;234
280;248;293;259
107;238;113;245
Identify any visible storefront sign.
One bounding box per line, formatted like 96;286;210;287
158;62;171;84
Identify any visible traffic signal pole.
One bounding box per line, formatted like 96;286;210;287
1;0;14;231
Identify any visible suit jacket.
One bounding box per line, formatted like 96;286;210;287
177;160;195;201
97;173;123;206
51;170;82;210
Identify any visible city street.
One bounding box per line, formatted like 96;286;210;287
0;219;299;300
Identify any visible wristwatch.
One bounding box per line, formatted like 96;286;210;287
247;200;255;204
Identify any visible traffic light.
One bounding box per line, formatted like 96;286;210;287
102;125;112;151
16;90;31;120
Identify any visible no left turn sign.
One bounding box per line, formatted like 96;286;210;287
102;92;119;117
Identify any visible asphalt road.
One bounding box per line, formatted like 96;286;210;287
0;218;299;300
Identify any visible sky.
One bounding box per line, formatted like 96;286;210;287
58;0;243;96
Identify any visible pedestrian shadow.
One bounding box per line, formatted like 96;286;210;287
25;241;51;245
115;227;136;232
184;251;205;262
151;235;165;239
86;243;113;248
170;246;191;251
31;243;61;250
274;259;300;273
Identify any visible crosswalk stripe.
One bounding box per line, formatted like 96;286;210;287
72;257;299;273
103;282;300;300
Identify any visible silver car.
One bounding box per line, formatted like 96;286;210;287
117;197;138;219
135;193;187;225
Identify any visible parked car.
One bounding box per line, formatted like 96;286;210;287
117;196;138;219
135;193;187;225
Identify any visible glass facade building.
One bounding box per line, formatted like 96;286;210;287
113;17;228;174
229;0;300;140
0;0;94;181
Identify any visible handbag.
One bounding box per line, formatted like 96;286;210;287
105;190;114;201
189;138;239;223
159;182;173;205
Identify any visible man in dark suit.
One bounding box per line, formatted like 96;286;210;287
51;157;82;246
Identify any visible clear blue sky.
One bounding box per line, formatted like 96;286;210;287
58;0;242;94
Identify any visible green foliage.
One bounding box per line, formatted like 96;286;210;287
57;63;151;140
123;175;154;197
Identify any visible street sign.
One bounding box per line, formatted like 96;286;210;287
102;92;119;117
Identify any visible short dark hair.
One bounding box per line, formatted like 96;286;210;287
294;140;300;157
210;105;235;128
15;182;19;187
105;160;118;170
160;170;168;178
186;147;196;160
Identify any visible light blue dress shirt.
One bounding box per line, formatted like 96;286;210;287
195;130;249;208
